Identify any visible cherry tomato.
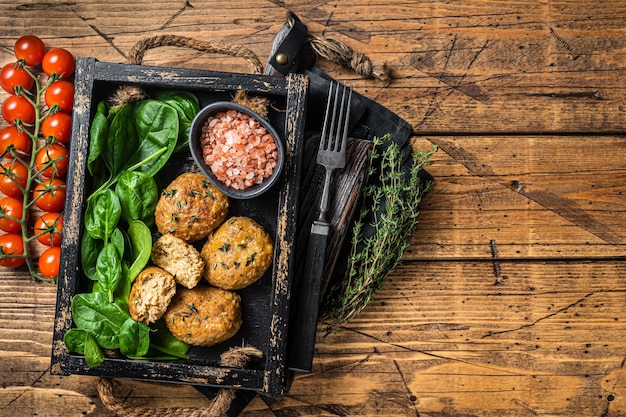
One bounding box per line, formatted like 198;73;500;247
0;233;25;268
34;212;63;246
42;48;75;80
0;160;28;197
33;177;66;212
0;63;34;94
0;197;26;233
14;35;46;67
2;95;36;125
44;80;74;113
41;112;71;144
0;125;31;159
39;246;61;278
35;142;69;178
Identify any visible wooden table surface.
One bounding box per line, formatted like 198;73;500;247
2;1;626;416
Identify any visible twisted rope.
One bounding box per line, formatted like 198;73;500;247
308;35;392;86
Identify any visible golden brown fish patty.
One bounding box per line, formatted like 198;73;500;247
164;286;242;347
155;172;229;242
151;234;204;289
201;216;273;290
129;266;177;325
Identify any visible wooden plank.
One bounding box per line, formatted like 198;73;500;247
406;135;626;259
4;260;626;416
2;1;626;134
279;1;626;134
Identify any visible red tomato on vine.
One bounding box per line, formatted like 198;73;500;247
0;125;31;159
2;95;36;125
35;142;69;178
41;112;71;144
14;35;46;67
39;246;61;278
0;233;26;268
34;212;63;247
42;48;75;80
0;63;34;94
33;177;66;212
45;80;74;113
0;160;29;197
0;197;26;233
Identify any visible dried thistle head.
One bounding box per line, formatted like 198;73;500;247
110;85;148;107
233;89;268;120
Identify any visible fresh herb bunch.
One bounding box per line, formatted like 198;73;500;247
321;134;436;331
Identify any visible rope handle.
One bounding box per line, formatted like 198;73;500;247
113;34;269;116
126;34;264;74
97;346;263;417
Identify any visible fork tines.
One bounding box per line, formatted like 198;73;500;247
319;82;352;163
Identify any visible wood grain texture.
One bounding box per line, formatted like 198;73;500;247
1;0;625;416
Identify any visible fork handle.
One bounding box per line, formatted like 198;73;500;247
288;220;330;372
318;168;334;220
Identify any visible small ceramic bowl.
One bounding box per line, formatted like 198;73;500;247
189;101;284;199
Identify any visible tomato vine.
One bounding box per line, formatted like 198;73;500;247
0;35;74;282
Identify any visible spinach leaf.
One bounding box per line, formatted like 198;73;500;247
84;332;105;367
65;329;104;367
103;102;138;180
113;263;132;311
64;328;87;354
71;292;129;349
146;319;190;360
119;317;150;357
126;220;152;282
80;233;103;281
115;171;158;224
130;100;178;176
94;243;122;302
110;228;125;258
151;90;200;151
88;101;109;177
84;189;121;241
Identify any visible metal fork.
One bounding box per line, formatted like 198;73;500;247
316;82;352;222
289;82;352;373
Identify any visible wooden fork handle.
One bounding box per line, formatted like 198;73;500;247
288;220;330;372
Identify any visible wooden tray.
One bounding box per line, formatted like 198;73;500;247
50;57;308;398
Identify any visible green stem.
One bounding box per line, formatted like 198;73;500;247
88;146;168;200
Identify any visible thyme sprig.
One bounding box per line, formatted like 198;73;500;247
321;134;436;331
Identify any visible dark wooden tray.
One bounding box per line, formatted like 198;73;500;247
50;57;308;398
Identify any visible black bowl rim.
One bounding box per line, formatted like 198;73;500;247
189;101;285;199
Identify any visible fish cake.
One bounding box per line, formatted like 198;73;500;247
129;266;177;324
164;286;242;347
151;234;204;289
201;216;273;290
155;172;229;242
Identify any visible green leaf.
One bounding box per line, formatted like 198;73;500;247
126;220;152;283
71;292;129;349
63;328;87;354
84;332;104;367
115;171;158;224
151;90;200;152
94;243;122;302
103;102;138;180
84;189;121;241
119;317;151;357
87;101;109;177
130;100;178;176
80;233;103;281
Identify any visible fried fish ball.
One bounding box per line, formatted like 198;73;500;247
201;216;273;290
164;286;242;347
129;266;177;324
151;234;204;289
155;172;229;242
